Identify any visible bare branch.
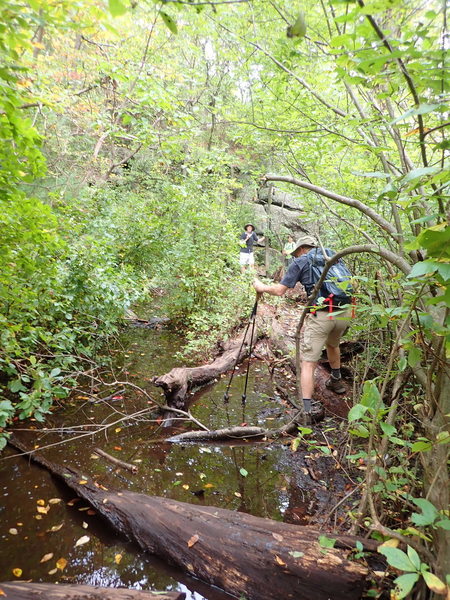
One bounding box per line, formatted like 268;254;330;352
263;173;399;240
102;143;143;181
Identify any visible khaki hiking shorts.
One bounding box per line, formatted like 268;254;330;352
300;309;351;362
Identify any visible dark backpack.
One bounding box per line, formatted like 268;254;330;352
303;248;353;307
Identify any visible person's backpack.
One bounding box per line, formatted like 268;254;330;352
304;248;353;307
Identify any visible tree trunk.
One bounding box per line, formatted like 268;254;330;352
8;434;377;600
0;582;184;600
420;370;450;582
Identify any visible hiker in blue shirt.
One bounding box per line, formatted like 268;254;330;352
253;235;352;420
239;224;265;273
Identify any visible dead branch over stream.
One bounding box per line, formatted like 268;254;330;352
8;434;378;600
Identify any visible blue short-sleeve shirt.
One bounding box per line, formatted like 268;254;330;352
280;255;311;289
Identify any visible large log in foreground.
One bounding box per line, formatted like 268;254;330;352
0;582;185;600
8;435;376;600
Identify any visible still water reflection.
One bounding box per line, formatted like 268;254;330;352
0;324;294;599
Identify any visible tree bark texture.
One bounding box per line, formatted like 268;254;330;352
0;582;185;600
8;435;375;600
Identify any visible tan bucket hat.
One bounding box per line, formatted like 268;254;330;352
289;234;318;254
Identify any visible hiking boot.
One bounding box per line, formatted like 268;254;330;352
325;376;346;394
310;400;325;423
296;400;324;424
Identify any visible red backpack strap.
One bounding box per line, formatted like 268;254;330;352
324;294;334;319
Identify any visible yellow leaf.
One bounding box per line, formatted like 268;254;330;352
75;535;90;547
275;555;286;566
182;484;190;490
48;523;64;532
79;480;88;485
204;483;214;489
379;538;399;548
35;515;43;520
40;553;54;563
90;454;99;459
37;499;46;506
49;498;62;504
37;505;49;514
82;522;88;529
114;554;122;565
0;588;6;596
115;427;122;433
422;572;447;595
56;558;67;571
187;534;199;548
234;492;242;498
405;127;430;137
9;528;18;535
48;568;57;575
12;568;22;578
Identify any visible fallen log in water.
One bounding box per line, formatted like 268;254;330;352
166;422;301;443
0;582;185;600
152;322;260;409
8;434;377;600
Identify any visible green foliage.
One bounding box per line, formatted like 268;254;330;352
378;545;447;598
318;535;336;549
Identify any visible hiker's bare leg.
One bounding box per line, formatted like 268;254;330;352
301;360;317;398
326;344;340;369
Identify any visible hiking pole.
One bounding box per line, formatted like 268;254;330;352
223;298;259;404
241;301;258;406
240;299;258;425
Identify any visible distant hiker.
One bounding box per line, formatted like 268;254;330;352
282;234;296;267
239;223;265;273
253;234;353;419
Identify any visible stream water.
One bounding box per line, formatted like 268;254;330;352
0;310;350;599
